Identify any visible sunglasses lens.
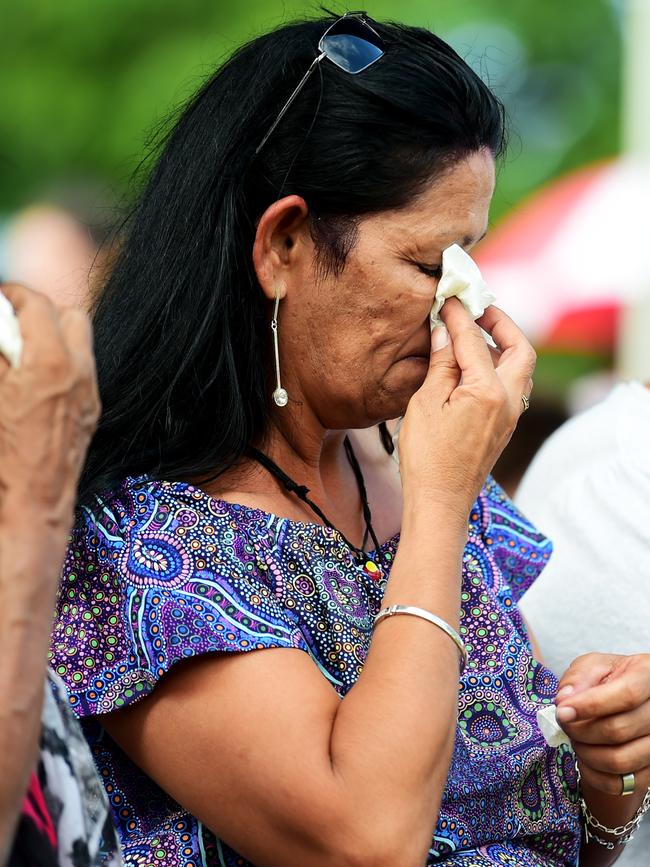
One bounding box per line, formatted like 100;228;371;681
320;18;384;74
257;15;385;153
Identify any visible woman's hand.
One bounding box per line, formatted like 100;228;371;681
0;282;100;526
397;299;535;516
556;653;650;796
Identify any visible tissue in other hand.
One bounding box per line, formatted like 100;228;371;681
0;290;22;369
537;704;572;748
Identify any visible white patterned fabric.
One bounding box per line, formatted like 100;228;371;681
8;670;122;866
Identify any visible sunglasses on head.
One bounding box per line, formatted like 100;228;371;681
255;12;385;155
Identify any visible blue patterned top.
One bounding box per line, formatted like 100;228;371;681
50;475;581;866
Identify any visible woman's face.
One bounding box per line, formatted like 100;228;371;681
278;149;496;429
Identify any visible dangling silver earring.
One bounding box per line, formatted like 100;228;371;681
271;289;288;407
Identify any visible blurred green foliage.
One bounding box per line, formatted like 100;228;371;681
0;0;622;220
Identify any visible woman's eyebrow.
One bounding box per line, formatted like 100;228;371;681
409;227;488;257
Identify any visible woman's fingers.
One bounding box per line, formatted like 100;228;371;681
557;653;619;699
577;760;650;797
478;304;530;357
562;701;650;746
487;347;533;408
477;305;537;399
426;325;461;402
434;302;534;423
438;301;535;411
557;653;650;800
556;655;650;724
573;734;650;776
400;299;535;512
439;298;495;388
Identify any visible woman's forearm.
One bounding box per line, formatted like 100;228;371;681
329;498;466;860
0;505;68;863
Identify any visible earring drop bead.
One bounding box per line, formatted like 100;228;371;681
273;387;288;407
271;289;288;408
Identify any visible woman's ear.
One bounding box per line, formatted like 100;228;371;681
252;195;310;301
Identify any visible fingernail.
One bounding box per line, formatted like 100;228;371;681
556;706;577;724
432;325;449;352
556;685;574;702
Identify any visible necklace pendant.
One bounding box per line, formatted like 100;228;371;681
362;559;381;580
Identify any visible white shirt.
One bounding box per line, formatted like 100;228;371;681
516;381;650;864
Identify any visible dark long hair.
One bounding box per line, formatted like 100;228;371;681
78;14;506;507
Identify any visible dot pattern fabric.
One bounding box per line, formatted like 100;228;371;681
50;476;581;866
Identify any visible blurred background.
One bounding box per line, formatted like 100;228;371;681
1;0;648;492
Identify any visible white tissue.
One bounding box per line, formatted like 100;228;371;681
536;704;571;748
0;289;23;369
430;244;496;328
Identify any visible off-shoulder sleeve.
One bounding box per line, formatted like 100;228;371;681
50;481;308;718
471;476;554;605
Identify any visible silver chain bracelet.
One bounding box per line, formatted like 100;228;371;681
575;759;650;847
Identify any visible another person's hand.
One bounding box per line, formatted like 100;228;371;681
556;653;650;796
398;298;535;516
0;283;100;862
0;282;100;529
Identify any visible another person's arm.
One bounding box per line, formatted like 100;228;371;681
104;301;535;867
0;284;100;864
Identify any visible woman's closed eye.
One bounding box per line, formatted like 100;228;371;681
417;263;443;280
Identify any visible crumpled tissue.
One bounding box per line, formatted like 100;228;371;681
430;243;496;328
0;289;23;369
536;704;572;748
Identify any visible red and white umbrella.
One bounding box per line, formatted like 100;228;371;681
475;158;650;353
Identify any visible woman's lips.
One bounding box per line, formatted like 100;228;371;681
400;345;431;361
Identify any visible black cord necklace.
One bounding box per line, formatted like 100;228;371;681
249;436;385;577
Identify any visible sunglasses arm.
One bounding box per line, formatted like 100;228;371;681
255;52;326;155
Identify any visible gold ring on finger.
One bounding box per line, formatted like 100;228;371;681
521;394;530;413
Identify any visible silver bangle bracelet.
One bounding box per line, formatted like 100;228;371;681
373;604;468;672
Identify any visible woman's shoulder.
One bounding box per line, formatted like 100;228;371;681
78;473;242;528
67;473;287;618
73;475;266;565
53;476;307;718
